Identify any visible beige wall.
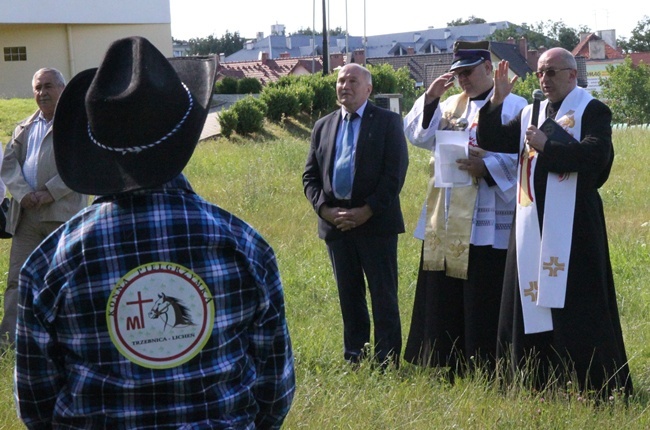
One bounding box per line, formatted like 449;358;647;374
1;23;171;98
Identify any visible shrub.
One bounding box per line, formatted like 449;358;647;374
293;84;316;115
214;77;238;94
368;63;398;95
218;108;238;138
219;96;265;137
302;74;338;115
237;77;263;94
260;87;300;122
269;75;301;89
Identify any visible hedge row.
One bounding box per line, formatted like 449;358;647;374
218;73;338;137
218;65;418;138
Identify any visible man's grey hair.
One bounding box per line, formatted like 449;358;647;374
33;68;66;88
341;63;372;85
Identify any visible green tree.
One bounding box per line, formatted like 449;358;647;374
545;21;589;51
188;31;245;56
618;16;650;52
512;74;541;103
594;57;650;125
292;26;345;36
489;20;586;51
490;23;554;50
367;63;398;95
447;16;486;27
393;66;418;109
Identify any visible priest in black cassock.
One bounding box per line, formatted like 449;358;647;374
476;47;632;397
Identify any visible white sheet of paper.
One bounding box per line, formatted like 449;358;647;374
434;130;471;187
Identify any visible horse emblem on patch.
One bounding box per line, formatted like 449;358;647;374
107;262;214;369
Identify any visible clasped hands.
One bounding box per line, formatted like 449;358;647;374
320;204;373;232
20;190;54;210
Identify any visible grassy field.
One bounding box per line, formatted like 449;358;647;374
0;103;649;428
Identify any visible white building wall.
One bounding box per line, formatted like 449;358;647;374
1;23;171;98
0;0;173;98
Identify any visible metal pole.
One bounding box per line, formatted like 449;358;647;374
345;0;349;57
364;0;367;65
322;0;328;75
312;0;316;73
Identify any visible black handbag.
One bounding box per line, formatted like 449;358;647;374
0;197;12;239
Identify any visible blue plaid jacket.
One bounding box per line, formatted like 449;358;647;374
15;175;295;429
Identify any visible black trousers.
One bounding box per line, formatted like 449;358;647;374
326;234;402;364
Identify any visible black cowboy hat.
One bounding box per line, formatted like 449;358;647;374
53;36;217;195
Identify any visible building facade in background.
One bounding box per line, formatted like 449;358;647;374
0;0;172;98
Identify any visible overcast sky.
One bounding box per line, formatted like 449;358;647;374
170;0;643;41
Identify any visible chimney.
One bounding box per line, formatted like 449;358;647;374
330;53;344;70
406;47;415;55
507;37;516;45
279;52;290;59
353;49;366;65
259;51;269;64
518;37;528;58
598;29;617;49
588;40;606;60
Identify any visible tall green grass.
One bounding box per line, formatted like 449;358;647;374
0;99;37;144
0;106;648;428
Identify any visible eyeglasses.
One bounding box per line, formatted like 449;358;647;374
535;68;573;79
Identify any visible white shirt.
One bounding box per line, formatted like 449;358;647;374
23;112;52;190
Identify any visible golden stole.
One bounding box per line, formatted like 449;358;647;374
422;93;478;280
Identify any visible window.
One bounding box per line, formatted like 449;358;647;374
4;47;27;62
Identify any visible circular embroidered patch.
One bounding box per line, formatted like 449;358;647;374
107;262;214;369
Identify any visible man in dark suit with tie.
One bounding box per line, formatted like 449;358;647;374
303;63;409;367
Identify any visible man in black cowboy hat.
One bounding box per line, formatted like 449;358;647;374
402;41;527;375
14;36;295;429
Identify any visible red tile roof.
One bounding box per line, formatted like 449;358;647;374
217;57;323;85
629;52;650;67
571;33;624;59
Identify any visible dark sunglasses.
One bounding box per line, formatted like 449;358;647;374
453;60;485;79
535;68;573;79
